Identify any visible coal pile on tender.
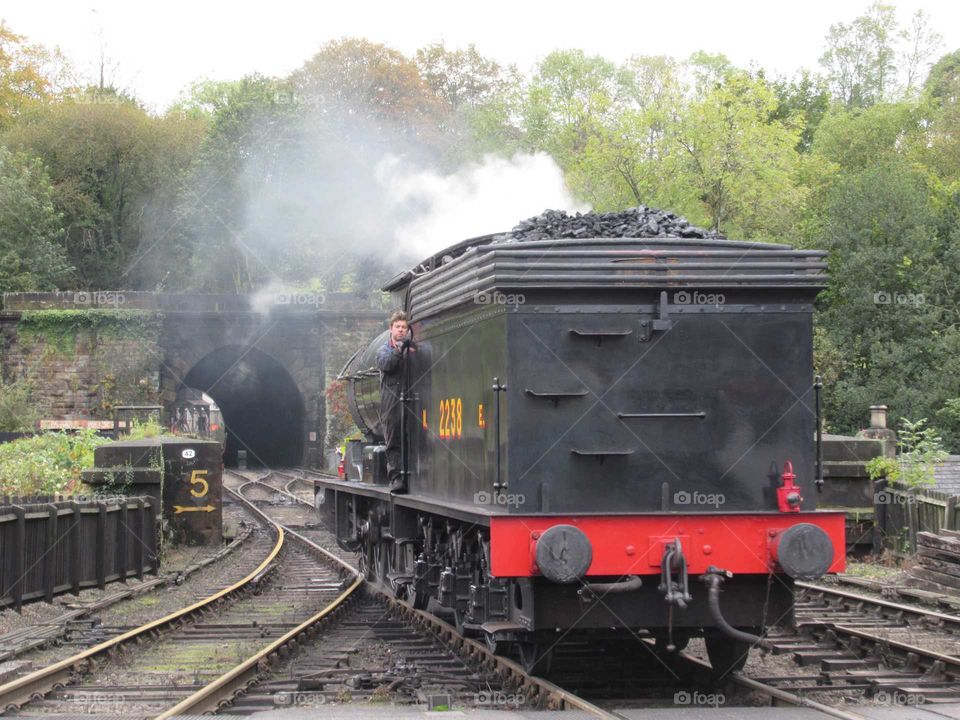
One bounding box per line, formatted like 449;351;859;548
492;206;725;243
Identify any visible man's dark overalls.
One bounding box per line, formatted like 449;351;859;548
377;337;406;490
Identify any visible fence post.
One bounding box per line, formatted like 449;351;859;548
11;505;25;612
874;479;887;554
69;500;81;595
95;501;107;590
44;503;58;603
907;488;919;555
133;498;145;580
117;500;128;584
146;499;159;576
947;497;958;532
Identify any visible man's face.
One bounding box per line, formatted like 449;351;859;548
391;320;409;343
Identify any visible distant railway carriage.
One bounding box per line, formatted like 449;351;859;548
314;215;845;677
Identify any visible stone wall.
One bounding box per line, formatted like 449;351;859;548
0;292;387;467
0;310;161;419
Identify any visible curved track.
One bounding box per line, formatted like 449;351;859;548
0;471;361;718
11;468;943;718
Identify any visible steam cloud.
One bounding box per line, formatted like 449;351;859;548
217;106;589;296
375;153;590;259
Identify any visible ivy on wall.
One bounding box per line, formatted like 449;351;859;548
18;309;164;355
10;309;164;417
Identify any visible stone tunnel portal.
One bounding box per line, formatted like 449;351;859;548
183;345;305;468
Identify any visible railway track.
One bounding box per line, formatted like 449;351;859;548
9;466;959;718
0;503;256;667
0;471;360;718
740;581;960;705
188;470;613;717
0;470;615;718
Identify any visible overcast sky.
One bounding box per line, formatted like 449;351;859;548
5;0;959;112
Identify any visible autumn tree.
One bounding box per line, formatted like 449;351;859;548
415;43;523;161
0;21;68;129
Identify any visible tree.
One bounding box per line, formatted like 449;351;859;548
414;43;524;162
772;70;832;151
522;49;623;161
0;21;68;129
900;10;943;97
811;102;919;172
925;49;960;104
673;71;804;238
820;2;899;107
415;43;510;110
568;56;687;210
173;75;299;292
291;38;448;155
0;146;70;291
684;51;735;99
2;95;205;289
813;160;960;446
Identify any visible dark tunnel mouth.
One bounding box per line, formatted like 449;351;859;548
182;345;305;468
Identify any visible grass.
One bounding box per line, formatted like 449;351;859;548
0;419;169;497
844;559;902;579
0;429;108;496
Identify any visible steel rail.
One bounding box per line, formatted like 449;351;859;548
155;474;362;717
0;487;284;712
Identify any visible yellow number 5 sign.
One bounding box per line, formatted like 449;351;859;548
189;469;209;498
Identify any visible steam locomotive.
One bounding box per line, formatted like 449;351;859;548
314;220;845;677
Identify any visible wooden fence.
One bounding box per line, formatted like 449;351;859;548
874;480;960;554
0;495;158;610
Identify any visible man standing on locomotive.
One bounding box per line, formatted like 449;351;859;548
377;310;411;493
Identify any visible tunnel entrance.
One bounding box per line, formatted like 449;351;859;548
182;346;304;468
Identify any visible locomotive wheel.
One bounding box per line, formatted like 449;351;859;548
517;641;555;677
705;637;751;678
484;631;512;656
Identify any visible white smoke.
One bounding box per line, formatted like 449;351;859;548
375;152;590;259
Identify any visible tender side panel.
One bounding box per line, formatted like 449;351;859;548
407;310;508;507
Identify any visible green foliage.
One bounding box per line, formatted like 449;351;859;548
866;418;947;486
0;145;70;292
2;98;205;289
924;49;960;103
674;71;805;239
0;378;40;431
18;309;162;355
124;417;165;440
0;429;109;496
772;70;832;151
812;159;960;439
811;103;919;171
819;2;899;108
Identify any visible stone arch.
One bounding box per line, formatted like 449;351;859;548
181;345;305;468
